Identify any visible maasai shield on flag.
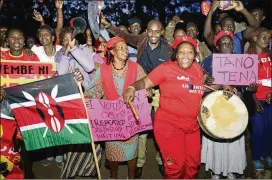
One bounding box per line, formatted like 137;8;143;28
5;73;92;151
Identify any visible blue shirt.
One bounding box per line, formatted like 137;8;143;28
234;32;244;54
201;55;213;76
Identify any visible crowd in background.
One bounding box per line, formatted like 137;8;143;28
0;0;271;179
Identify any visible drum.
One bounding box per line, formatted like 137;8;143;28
198;90;248;139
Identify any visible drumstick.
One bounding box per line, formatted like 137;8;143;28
204;85;217;92
128;101;140;120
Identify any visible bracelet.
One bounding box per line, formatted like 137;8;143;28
128;86;136;91
57;16;63;18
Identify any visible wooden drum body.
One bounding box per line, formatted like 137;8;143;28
198;90;248;139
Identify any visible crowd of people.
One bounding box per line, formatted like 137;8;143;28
0;0;271;179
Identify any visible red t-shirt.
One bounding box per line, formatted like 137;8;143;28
148;61;205;131
256;53;271;100
1;49;40;61
1;49;39;140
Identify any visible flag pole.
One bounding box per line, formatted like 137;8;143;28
77;82;102;179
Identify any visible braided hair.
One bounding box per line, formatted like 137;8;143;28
247;27;271;56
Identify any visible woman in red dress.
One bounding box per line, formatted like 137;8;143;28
123;35;205;179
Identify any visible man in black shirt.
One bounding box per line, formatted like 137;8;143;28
138;20;172;74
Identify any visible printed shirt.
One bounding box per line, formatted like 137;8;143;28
1;49;39;140
1;49;39;61
256;53;271;100
148;61;204;130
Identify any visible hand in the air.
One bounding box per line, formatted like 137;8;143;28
33;10;44;22
210;0;220;13
234;1;244;12
100;14;110;28
55;0;64;9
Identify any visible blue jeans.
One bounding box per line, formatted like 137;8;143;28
250;101;272;160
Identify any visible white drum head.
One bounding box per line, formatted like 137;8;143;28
199;90;248;139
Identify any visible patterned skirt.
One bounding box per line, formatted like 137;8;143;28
105;135;138;162
60;143;102;179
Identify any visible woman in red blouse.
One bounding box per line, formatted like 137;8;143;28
247;27;272;170
123;36;205;179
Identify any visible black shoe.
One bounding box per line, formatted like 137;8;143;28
135;167;143;179
158;164;164;177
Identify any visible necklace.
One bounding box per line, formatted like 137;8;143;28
112;61;127;71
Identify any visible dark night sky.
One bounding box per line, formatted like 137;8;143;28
0;0;271;40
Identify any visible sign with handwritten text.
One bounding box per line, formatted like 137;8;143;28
86;90;153;141
0;60;56;87
212;54;258;85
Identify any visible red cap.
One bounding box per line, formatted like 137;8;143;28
104;37;125;56
172;35;197;51
213;31;234;46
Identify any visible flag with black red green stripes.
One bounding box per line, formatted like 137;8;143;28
5;73;92;151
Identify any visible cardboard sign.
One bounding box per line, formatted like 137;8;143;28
87;90;153;141
0;60;56;87
212;54;258;85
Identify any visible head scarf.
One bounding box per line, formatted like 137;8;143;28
104;37;125;56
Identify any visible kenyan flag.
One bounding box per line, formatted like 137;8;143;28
5;74;92;151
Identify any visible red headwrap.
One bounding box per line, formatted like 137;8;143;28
172;35;197;51
213;31;234;46
104;37;126;57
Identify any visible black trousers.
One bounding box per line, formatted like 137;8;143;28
14;139;35;179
